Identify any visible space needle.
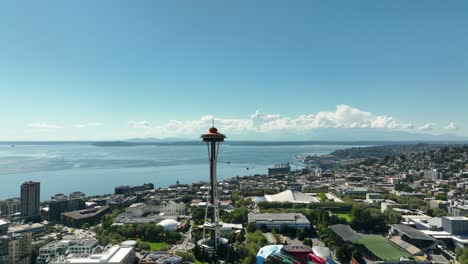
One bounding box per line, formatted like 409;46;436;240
198;122;226;253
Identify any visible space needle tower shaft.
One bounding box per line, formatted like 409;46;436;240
201;123;226;250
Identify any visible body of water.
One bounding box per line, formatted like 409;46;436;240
0;144;358;200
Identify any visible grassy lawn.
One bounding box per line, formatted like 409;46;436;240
353;235;411;261
336;213;352;222
137;239;168;251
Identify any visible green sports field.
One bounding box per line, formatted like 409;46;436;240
353;235;411;261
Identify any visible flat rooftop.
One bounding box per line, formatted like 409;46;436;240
248;213;310;224
54;245;132;264
62;206;109;220
264;190;319;203
41;239;98;250
391;224;436;241
443;216;468;220
8;223;44;233
329;224;362;241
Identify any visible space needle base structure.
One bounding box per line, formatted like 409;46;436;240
197;125;228;253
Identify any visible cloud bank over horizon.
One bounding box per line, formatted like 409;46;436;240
133;105;459;139
20;105;462;141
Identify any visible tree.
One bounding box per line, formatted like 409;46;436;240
217;243;229;259
303;238;312;247
191;207;206;225
350;205;386;233
246;222;257;233
456;247;468;264
138;242;150;251
102;214;113;230
352;250;365;264
383;209;402;224
296;229;306;241
225;245;235;263
221;206;249;224
174;251;196;263
335;247;349;263
319;193;327;202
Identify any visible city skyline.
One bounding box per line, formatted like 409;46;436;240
1;0;467;140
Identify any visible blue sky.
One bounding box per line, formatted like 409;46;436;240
0;0;467;140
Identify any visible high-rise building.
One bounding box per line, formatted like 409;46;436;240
48;192;86;221
68;192;85;211
0;233;32;264
49;194;69;221
0;219;9;235
0;198;21;217
20;181;40;220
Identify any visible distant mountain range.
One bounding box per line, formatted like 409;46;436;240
302;128;468;141
1;129;467;146
125;137;189;143
121;129;468;143
92;130;468;147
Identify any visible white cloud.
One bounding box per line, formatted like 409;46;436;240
444;122;457;130
27;122;63;129
418;123;435;131
288;105;414;130
73;122;103;128
128;120;150;128
145;104;418;138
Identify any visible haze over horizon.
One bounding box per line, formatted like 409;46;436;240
1;1;467;141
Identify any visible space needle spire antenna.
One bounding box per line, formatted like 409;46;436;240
200;122;226;254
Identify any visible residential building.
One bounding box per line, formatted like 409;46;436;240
381;201;399;213
268;163;290;176
20;181;40;220
49;194;69;221
0;233;32;264
0;219;9;235
68;192;85;211
115;185;152;195
448;204;468;217
429;200;449;210
424;169;444;181
365;193;382;204
49;192;86;221
8;223;45;235
0;198;21;217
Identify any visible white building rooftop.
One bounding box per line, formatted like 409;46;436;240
444;216;468;220
264;190;319;203
52;245;134;264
